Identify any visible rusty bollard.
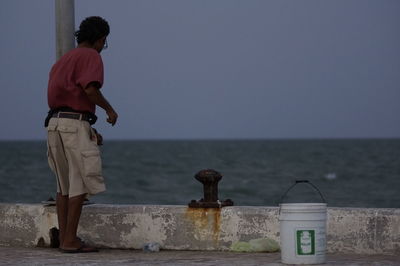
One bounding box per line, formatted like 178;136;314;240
188;169;234;208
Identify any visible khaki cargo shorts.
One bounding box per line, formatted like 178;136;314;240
47;117;106;197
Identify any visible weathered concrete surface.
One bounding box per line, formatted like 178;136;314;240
0;204;399;255
0;204;57;247
1;247;399;266
328;208;400;254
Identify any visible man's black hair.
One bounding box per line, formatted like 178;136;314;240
74;16;110;44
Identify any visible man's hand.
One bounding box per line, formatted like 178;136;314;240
96;132;103;145
91;128;103;145
84;83;118;126
106;109;118;126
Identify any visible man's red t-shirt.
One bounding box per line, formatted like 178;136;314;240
47;47;104;114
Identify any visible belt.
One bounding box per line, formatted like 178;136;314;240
52;112;91;122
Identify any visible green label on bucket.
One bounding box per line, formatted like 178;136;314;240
296;230;315;255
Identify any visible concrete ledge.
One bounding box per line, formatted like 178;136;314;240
0;204;399;254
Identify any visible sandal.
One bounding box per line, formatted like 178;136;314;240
57;237;85;250
61;243;99;253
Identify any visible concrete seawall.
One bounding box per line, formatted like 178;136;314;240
0;204;399;255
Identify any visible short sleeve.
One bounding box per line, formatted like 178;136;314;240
76;50;104;90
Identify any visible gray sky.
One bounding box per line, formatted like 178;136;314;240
1;0;399;140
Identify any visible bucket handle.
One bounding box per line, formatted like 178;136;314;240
280;180;326;204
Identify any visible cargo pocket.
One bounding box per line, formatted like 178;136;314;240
47;125;57;131
58;125;78;148
81;149;105;194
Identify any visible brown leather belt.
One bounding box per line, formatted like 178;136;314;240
52;112;91;122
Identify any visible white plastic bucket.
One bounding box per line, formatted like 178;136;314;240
279;203;327;264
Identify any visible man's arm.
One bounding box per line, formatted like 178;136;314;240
84;82;118;126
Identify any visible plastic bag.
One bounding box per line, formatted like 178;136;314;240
230;241;253;252
249;238;280;252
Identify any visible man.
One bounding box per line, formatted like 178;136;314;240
45;16;118;253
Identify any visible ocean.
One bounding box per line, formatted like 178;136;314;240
0;139;399;208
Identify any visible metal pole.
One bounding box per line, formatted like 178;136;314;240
55;0;75;60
